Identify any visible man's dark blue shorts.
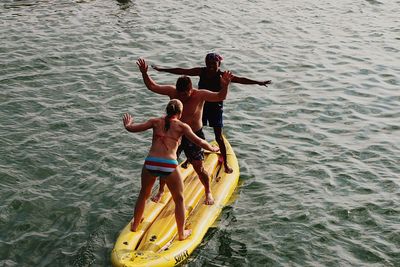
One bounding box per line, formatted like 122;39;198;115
202;102;223;128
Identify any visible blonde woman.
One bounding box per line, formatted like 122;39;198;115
123;99;219;240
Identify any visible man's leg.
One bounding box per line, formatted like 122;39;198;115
191;159;214;205
213;127;233;173
181;159;190;169
182;128;213;204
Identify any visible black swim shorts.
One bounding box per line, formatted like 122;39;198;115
177;128;205;161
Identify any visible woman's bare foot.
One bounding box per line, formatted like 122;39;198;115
204;192;214;205
130;220;138;232
179;229;192;241
151;191;164;203
130;216;144;231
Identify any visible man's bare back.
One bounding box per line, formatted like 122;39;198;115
171;89;205;132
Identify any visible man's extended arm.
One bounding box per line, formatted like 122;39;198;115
151;65;201;76
232;75;272;86
137;58;176;96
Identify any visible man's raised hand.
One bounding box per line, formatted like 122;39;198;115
221;71;233;87
136;58;148;74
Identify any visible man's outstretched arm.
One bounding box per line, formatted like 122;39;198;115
151;65;201;76
137;58;176;96
232;75;272;86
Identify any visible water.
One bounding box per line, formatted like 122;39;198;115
1;0;399;266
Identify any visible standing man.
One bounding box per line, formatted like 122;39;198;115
152;53;272;173
136;58;233;205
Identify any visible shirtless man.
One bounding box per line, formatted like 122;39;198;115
136;58;233;205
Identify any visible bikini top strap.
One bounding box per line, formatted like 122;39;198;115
155;134;180;143
155;134;180;151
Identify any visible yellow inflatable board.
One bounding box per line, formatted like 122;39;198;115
112;138;239;267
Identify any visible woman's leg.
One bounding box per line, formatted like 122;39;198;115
131;166;157;231
165;170;191;240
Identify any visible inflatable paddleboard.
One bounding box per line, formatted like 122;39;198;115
112;138;239;266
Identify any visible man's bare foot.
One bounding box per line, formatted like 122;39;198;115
179;229;192;241
224;164;233;174
151;191;163;203
204;193;214;205
181;159;190;169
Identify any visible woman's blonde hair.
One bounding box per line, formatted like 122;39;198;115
165;99;183;131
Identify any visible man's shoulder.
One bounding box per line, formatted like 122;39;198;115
191;88;214;100
191;88;204;96
185;89;204;102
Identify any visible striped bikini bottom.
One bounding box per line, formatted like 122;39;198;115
144;156;179;178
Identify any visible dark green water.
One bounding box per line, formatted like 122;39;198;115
1;0;399;266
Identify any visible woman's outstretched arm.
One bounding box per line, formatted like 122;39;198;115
181;123;219;152
123;113;153;133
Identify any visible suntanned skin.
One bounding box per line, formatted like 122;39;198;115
152;60;271;86
137;58;233;205
123;100;219;240
152;58;271;173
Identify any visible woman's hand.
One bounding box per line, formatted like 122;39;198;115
123;113;133;129
210;145;220;153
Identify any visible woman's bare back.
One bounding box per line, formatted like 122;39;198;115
148;117;183;159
